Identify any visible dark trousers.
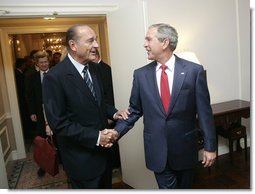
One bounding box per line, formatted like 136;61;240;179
154;164;194;189
69;170;112;189
69;157;112;189
107;121;121;169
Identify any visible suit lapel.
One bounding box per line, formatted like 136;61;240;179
145;61;166;115
64;58;98;105
168;56;186;114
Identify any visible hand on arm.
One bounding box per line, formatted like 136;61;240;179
114;109;130;120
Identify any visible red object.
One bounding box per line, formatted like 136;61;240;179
160;65;170;112
33;136;59;176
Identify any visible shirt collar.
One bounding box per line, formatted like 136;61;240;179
68;53;86;75
156;55;175;72
40;69;49;75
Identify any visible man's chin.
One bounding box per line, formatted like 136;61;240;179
147;55;153;60
89;55;96;61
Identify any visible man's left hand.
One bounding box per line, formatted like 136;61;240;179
202;151;216;167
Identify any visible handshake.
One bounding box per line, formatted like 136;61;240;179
99;129;119;148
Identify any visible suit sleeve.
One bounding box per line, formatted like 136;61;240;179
196;66;217;152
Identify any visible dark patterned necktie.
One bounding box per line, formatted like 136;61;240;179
42;72;47;83
83;65;96;98
160;64;170;112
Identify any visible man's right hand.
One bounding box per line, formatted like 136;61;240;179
99;129;119;148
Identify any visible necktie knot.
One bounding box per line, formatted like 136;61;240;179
83;65;89;73
161;64;167;72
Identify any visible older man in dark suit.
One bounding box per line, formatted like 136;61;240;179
42;24;127;189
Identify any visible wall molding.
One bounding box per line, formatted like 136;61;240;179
0;113;7;125
0;4;118;18
0;114;6;125
0;126;10;157
0;113;12;125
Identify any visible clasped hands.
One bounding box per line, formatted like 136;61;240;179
100;129;119;148
100;109;130;148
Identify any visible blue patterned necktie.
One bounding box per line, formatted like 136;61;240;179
83;65;96;98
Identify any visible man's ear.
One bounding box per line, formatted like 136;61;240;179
69;40;77;52
162;39;170;50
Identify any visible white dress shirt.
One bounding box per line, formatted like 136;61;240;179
156;55;175;96
68;54;93;81
40;69;49;83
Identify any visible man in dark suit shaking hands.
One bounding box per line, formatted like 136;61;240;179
113;23;217;189
42;24;127;189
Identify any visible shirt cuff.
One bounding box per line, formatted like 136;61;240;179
96;131;100;146
113;113;117;120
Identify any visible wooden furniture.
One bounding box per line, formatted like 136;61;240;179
211;100;250;161
197;100;250;162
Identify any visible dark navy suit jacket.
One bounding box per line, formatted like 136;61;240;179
115;55;216;173
42;56;117;180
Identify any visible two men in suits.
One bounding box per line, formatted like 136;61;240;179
112;23;217;189
42;24;126;189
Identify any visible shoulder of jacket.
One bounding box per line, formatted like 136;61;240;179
135;61;156;73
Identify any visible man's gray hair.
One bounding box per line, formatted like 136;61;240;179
149;23;178;51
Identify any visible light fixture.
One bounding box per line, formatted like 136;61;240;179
43;11;58;20
176;51;200;64
42;33;65;52
43;16;56;20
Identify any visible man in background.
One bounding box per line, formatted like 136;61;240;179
92;48;115;106
50;51;62;68
26;50;52;177
91;48;121;171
